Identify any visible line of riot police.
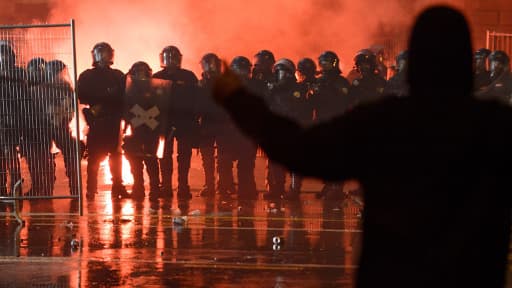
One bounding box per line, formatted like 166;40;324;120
3;39;509;202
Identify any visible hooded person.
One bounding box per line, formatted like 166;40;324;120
212;6;512;288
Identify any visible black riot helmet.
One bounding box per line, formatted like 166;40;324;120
27;57;46;72
200;53;221;78
46;59;70;83
474;48;491;73
230;56;252;78
91;42;114;67
27;57;46;83
354;49;377;75
254;50;275;68
273;58;296;82
297;57;317;79
0;43;16;70
128;61;152;81
252;50;275;80
318;51;341;74
474;48;491;59
160;45;182;69
489;50;510;77
489;50;510;66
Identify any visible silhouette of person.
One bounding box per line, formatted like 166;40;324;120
213;6;511;288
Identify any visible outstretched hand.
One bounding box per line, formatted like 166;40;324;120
212;60;244;104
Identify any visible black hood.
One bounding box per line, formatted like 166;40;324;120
407;6;473;104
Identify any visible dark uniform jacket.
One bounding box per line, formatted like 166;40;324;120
153;68;199;138
77;66;125;148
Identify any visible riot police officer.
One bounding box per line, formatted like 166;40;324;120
123;61;169;201
264;58;308;200
473;48;492;93
297;57;317;87
310;51;351;199
23;59;81;197
346;49;373;84
349;49;387;107
77;42;129;200
0;43;24;196
196;53;226;197
252;49;276;86
370;45;389;79
153;45;199;200
478;50;512;104
43;60;80;196
310;51;352;122
384;50;409;97
289;57;318;196
214;56;261;199
22;57;55;196
296;57;317;124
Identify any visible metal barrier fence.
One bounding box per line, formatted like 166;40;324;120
0;21;82;219
486;30;512;61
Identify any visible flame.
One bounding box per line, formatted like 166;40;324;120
157;137;165;159
101;156;134;185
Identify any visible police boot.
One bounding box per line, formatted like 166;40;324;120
148;175;161;201
112;183;130;200
131;179;145;201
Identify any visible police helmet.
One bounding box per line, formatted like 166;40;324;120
160;45;182;69
27;57;46;73
474;48;491;59
489;50;510;65
129;61;152;81
354;49;377;68
200;53;221;73
297;57;317;77
254;50;275;68
91;42;114;67
273;58;296;74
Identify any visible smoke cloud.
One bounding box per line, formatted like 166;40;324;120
45;0;464;76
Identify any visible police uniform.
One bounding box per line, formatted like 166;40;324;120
77;66;126;198
124;72;169;200
153;67;199;198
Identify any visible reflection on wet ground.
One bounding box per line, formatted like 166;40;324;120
0;155;507;287
0;189;362;287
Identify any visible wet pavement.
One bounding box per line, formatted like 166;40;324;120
0;153;363;288
0;153;508;287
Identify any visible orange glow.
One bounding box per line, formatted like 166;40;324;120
45;0;465;77
123;120;132;136
156;137;165;159
69;108;87;141
101;155;134;185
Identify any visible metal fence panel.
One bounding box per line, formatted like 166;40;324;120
486;30;512;61
0;22;82;208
